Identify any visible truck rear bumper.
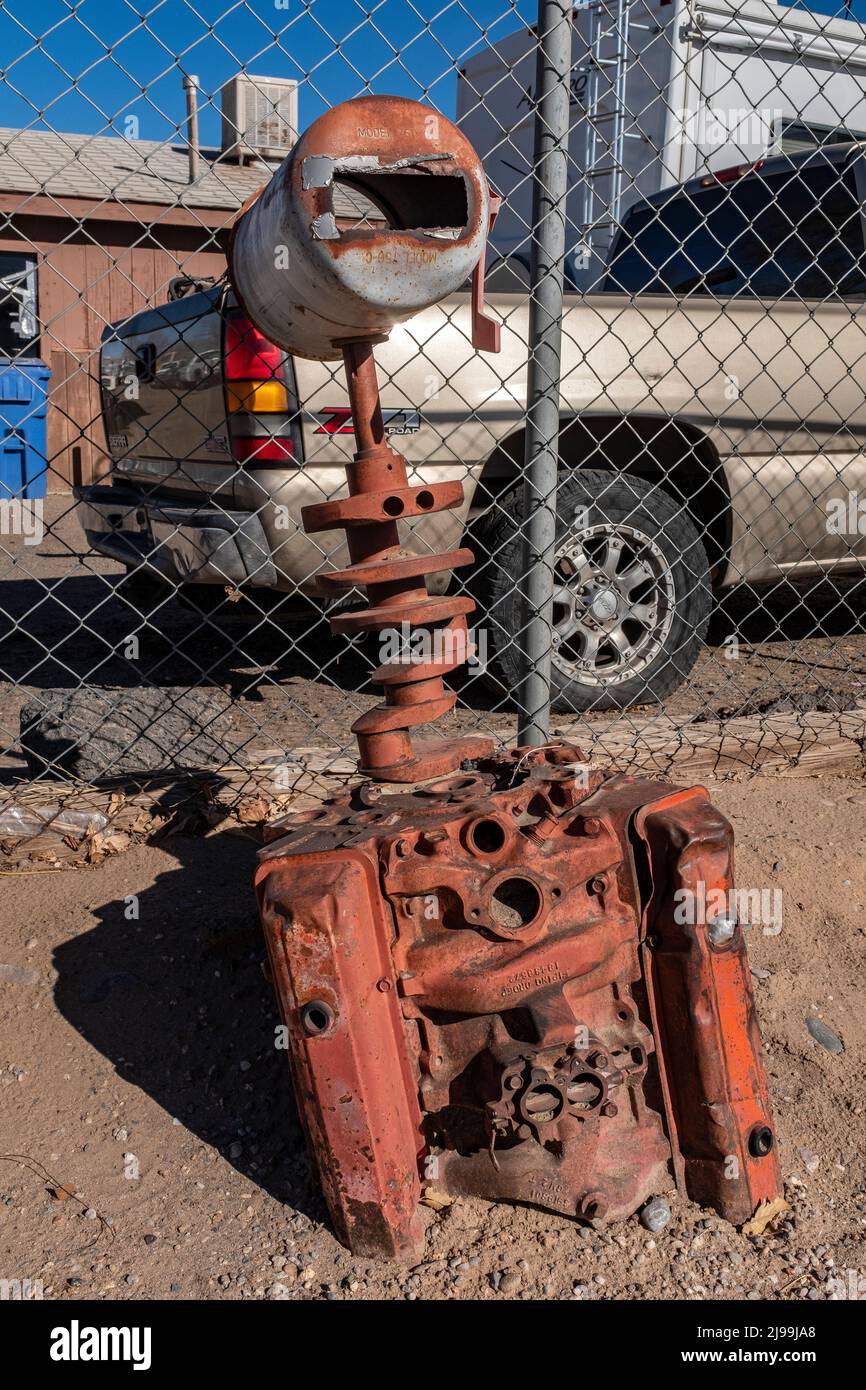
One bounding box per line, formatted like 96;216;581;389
73;484;278;588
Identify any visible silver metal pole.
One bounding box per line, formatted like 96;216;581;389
183;73;201;185
517;0;572;744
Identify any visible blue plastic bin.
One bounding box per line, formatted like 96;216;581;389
0;358;51;500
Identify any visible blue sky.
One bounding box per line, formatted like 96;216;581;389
0;0;864;145
0;0;535;144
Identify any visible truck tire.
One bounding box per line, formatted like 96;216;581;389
20;685;239;780
466;469;711;712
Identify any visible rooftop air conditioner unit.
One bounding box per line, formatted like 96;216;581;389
221;74;298;163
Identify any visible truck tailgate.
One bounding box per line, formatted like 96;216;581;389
100;285;236;503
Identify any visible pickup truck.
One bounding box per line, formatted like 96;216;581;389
76;141;866;711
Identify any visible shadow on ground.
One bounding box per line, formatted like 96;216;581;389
3;569;866;718
0;572;370;696
51;823;326;1223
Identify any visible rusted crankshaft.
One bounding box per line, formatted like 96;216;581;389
302;340;491;780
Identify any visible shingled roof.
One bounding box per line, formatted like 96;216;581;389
0;126;379;221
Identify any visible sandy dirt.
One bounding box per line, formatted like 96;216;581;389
0;772;863;1302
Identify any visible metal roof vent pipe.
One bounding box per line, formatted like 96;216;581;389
183;73;200;185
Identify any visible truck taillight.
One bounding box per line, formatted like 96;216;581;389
225;312;300;468
227;380;290;413
702;159;764;185
232;436;295;462
225;315;284;380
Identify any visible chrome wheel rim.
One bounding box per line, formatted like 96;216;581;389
551;521;675;688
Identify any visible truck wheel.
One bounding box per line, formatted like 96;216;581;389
467;469;711;712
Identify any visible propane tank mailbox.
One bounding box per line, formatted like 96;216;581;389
230;94;499;359
230;95;502;782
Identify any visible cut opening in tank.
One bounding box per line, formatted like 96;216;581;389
333;170;469;239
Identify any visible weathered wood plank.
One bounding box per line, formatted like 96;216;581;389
561;707;866;778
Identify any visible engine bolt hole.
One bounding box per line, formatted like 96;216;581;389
300;1000;335;1037
748;1123;774;1159
466;816;508;857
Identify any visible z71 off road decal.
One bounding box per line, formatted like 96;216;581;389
313;406;420;436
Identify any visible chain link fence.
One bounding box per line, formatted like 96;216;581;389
4;0;866;817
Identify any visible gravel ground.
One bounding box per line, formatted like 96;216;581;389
0;774;863;1302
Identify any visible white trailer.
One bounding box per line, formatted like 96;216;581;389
457;0;866;289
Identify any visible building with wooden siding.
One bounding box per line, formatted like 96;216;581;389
0;128;277;492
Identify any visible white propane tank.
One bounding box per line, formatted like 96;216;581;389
229;94;492;361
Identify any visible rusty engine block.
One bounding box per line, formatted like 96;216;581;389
256;744;782;1260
